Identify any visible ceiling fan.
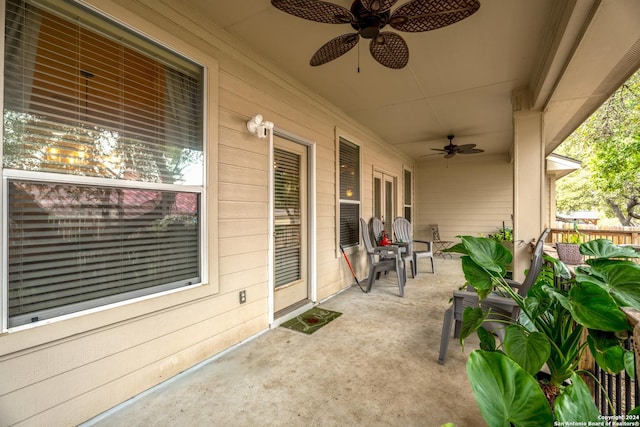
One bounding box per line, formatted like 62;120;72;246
271;0;481;69
425;135;484;158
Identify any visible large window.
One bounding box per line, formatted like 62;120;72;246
339;137;360;247
2;0;205;328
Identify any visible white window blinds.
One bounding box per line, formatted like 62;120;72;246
3;0;204;327
339;138;360;247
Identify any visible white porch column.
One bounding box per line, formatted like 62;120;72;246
512;88;545;282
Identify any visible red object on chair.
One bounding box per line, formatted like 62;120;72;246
379;230;391;246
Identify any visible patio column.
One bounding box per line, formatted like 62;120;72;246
512;88;545;282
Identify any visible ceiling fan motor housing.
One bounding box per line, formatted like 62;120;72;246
350;0;390;39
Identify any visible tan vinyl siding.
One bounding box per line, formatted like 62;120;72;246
0;0;413;425
415;155;513;242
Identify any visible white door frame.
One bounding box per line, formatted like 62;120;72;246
268;127;316;327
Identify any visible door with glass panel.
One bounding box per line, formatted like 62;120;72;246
273;136;308;314
373;170;396;234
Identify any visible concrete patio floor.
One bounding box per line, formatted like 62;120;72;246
84;257;484;427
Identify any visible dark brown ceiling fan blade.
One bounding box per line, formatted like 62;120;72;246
360;0;398;13
455;144;477;151
390;0;480;32
271;0;354;24
310;33;359;66
459;148;484;154
369;32;408;69
444;152;456;158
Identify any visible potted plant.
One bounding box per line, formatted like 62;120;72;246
446;236;640;425
555;230;584;265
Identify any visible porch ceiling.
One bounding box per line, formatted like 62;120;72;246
182;0;640;160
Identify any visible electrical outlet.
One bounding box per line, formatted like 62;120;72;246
239;290;246;304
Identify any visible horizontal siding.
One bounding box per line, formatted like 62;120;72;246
0;0;415;425
415;156;513;242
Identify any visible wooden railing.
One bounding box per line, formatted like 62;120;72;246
549;227;640;246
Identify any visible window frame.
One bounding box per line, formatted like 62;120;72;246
336;134;361;252
403;167;413;222
0;0;219;333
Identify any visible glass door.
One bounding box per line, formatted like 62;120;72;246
373;170;396;233
273;136;308;314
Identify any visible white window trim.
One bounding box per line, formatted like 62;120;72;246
335;128;362;256
0;0;219;339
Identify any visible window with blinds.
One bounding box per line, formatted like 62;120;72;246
3;0;204;327
339;138;360;247
274;148;302;287
404;169;412;222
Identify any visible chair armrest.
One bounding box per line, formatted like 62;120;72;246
452;290;520;314
374;246;401;257
412;239;433;251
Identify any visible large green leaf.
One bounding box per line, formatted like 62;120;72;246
503;326;550;376
625;350;635;379
460;307;488;342
461;256;496;298
466;350;553;427
443;242;468;255
567;282;629;331
460;236;512;274
580;239;640;259
597;263;640;309
477;326;497;351
554;373;600;423
587;333;626;374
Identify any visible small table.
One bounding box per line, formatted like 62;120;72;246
432;240;454;258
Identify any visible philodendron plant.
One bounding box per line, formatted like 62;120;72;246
446;237;640;426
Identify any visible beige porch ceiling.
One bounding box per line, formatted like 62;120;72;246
180;0;640;158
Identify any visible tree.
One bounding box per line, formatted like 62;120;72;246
555;69;640;226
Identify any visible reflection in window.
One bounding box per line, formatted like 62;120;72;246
2;0;204;327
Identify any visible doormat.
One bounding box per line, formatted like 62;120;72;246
280;307;342;335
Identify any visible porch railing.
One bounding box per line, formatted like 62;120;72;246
549;226;640;246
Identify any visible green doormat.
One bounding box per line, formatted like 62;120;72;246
280;307;342;334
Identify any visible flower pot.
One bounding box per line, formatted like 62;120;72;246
556;242;584;265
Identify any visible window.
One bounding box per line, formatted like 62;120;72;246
404;169;412;221
3;0;205;327
338;137;360;247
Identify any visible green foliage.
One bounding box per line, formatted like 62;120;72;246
555;69;640;225
488;227;513;243
554;373;601;423
466;351;554;426
447;236;640;425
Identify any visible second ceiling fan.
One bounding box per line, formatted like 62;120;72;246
425;135;484;158
271;0;481;69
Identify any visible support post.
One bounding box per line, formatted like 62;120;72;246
512;88;545;282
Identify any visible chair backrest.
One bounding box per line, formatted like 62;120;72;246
360;218;376;255
393;217;411;243
517;228;551;296
371;217;384;244
430;224;441;241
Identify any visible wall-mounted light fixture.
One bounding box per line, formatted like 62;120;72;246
246;114;274;140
